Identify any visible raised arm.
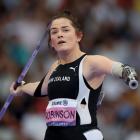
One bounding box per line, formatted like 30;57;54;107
84;55;138;89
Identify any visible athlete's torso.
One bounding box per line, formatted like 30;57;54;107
47;54;102;126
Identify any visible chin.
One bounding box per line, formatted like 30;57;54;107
55;45;70;52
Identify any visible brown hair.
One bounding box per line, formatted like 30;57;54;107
47;10;82;32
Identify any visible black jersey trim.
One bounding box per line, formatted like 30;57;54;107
34;76;47;97
58;53;87;67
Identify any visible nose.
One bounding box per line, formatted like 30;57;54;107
57;30;63;38
58;35;63;38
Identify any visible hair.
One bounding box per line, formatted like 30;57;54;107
47;10;82;32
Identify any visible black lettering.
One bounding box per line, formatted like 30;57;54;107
51;111;55;119
59;110;64;118
64;111;70;119
69;110;75;119
54;111;59;118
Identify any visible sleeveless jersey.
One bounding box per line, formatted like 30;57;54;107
47;54;102;126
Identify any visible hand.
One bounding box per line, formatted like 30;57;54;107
10;81;25;96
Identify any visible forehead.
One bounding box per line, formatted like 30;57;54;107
50;18;73;29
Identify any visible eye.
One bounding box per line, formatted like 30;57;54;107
50;30;58;35
62;27;70;32
63;29;69;32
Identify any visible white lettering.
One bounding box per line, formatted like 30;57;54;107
48;76;70;84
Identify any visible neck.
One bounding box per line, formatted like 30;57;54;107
57;46;85;65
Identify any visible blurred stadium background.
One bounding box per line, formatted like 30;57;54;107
0;0;140;140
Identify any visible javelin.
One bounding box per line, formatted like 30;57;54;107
0;28;49;120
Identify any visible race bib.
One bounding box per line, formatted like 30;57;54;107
45;98;77;126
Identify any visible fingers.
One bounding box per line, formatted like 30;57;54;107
10;81;25;96
10;82;18;96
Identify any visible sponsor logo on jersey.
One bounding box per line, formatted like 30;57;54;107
69;66;78;72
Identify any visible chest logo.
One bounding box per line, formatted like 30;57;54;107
48;76;70;84
69;66;78;72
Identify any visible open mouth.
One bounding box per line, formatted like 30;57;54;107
58;40;66;44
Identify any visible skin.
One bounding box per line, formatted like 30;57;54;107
10;17;115;96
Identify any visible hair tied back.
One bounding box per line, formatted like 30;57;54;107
63;10;71;16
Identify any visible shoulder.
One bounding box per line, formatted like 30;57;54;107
44;61;58;79
50;60;59;70
83;55;114;75
84;55;112;66
85;55;111;60
41;61;58;92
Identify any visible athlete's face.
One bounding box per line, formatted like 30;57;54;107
50;18;82;53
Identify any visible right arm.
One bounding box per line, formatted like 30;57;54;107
10;81;40;96
10;61;58;96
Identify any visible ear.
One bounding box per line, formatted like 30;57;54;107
76;31;83;42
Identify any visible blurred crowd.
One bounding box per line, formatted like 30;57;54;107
0;0;140;140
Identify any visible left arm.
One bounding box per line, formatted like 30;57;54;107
84;55;138;89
